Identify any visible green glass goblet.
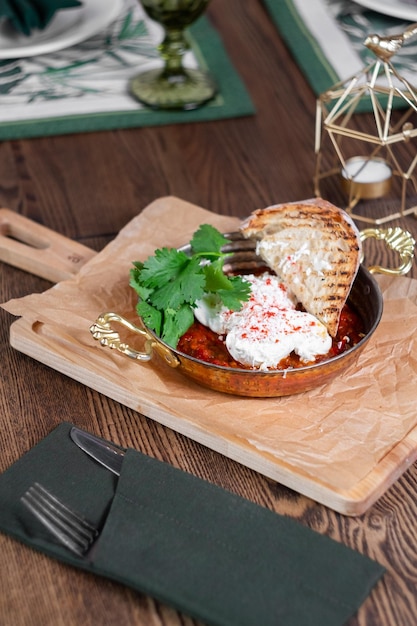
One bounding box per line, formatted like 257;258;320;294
130;0;217;110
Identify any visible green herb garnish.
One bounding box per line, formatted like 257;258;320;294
129;224;251;348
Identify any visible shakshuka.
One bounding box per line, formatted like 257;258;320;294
178;273;364;370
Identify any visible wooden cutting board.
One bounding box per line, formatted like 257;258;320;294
7;315;417;517
3;204;417;516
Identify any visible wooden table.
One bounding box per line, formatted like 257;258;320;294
1;1;417;625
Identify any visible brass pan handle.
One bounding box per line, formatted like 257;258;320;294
359;227;415;276
90;312;180;368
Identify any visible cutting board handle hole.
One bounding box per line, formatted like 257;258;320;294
0;223;50;250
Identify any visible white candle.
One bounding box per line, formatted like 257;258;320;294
342;157;391;184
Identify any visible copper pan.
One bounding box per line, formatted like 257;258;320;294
90;227;415;398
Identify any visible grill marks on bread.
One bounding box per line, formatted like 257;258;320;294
240;198;361;337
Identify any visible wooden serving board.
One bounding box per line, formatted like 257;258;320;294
3;201;417;516
7;316;417;516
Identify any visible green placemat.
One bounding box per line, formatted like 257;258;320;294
263;0;417;108
0;0;255;140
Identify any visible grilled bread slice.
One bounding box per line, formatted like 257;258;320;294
240;198;361;337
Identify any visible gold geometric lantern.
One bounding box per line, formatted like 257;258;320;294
314;22;417;225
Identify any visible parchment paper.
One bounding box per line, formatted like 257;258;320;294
3;196;417;492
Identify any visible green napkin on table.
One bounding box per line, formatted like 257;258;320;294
0;0;81;36
0;423;384;626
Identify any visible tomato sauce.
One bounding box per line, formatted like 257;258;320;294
177;303;365;370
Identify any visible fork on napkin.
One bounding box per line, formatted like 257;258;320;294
0;422;385;626
0;0;82;36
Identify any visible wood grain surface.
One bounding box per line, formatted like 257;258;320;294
1;1;417;625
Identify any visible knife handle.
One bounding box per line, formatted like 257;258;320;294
0;208;96;283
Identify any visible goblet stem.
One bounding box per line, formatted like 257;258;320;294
159;28;189;77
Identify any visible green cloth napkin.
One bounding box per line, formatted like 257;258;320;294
0;0;81;36
0;423;384;626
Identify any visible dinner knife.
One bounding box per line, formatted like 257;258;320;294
70;427;125;476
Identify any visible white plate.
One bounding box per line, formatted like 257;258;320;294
0;0;123;59
351;0;417;21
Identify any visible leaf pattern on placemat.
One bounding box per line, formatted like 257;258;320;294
327;0;417;71
0;0;164;103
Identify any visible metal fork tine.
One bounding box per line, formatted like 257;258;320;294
221;232;268;274
221;236;257;253
29;483;97;535
178;230;268;274
21;482;98;556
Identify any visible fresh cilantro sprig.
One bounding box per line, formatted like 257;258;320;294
129;224;251;348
